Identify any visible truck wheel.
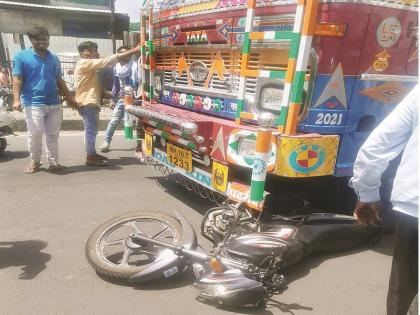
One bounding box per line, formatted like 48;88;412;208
86;211;184;281
0;138;7;155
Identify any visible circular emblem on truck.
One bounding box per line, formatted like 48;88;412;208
289;145;325;174
376;17;401;48
189;61;208;82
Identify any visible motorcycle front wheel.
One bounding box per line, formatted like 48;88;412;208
86;211;184;281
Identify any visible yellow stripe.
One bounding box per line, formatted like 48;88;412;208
247;0;257;9
178;1;218;14
241;69;260;77
241;53;250;71
249;32;265;40
240;112;255;120
285;58;296;83
302;0;319;36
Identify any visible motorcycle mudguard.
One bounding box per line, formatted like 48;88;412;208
195;270;266;307
129;210;198;283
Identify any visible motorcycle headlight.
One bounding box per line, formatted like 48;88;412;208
238;137;256;157
196;283;227;298
261;87;283;111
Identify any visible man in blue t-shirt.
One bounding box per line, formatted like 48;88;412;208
12;26;75;173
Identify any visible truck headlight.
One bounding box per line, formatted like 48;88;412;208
261;88;283;111
238;137;256;156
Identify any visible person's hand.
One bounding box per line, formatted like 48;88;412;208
353;201;381;226
135;42;141;52
13;100;23;112
109;100;116;110
66;96;78;110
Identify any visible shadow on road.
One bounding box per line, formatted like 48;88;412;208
195;297;313;315
41;157;144;175
285;233;394;286
0;150;29;162
0;240;51;279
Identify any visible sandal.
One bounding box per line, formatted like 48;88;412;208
24;161;42;174
85;158;110;166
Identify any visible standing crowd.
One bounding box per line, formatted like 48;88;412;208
11;26;141;173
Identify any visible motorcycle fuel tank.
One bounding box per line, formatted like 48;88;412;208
226;227;300;266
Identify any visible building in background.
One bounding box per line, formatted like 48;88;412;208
0;0;129;66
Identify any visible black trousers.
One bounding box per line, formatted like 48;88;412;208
387;211;418;315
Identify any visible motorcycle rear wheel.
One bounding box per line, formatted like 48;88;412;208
0;138;7;155
86;211;184;281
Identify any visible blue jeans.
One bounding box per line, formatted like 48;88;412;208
104;99;125;144
78;106;99;155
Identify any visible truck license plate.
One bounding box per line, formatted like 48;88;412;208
167;144;192;172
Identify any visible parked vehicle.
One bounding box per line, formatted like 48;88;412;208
0;105;16;155
86;203;380;308
0;86;13;112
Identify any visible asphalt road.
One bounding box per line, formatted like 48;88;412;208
0;132;394;315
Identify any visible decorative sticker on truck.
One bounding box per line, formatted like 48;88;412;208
314;63;347;109
376;17;402;48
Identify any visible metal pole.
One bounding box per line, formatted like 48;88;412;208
109;0;116;54
0;33;7;66
19;34;25;50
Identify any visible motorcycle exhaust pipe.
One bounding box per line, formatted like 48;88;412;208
129;233;210;263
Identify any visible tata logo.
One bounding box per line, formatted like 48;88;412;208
153;149;212;188
186;30;208;43
289;145;325;174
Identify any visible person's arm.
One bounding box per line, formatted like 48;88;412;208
350;85;418;224
54;57;76;108
12;76;23;112
12;53;24;111
87;44;141;72
57;77;77;108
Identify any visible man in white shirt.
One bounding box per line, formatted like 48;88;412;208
350;85;418;315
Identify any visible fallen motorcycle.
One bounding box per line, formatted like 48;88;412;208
86;202;380;308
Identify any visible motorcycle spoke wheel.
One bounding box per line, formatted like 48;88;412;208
86;211;184;281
